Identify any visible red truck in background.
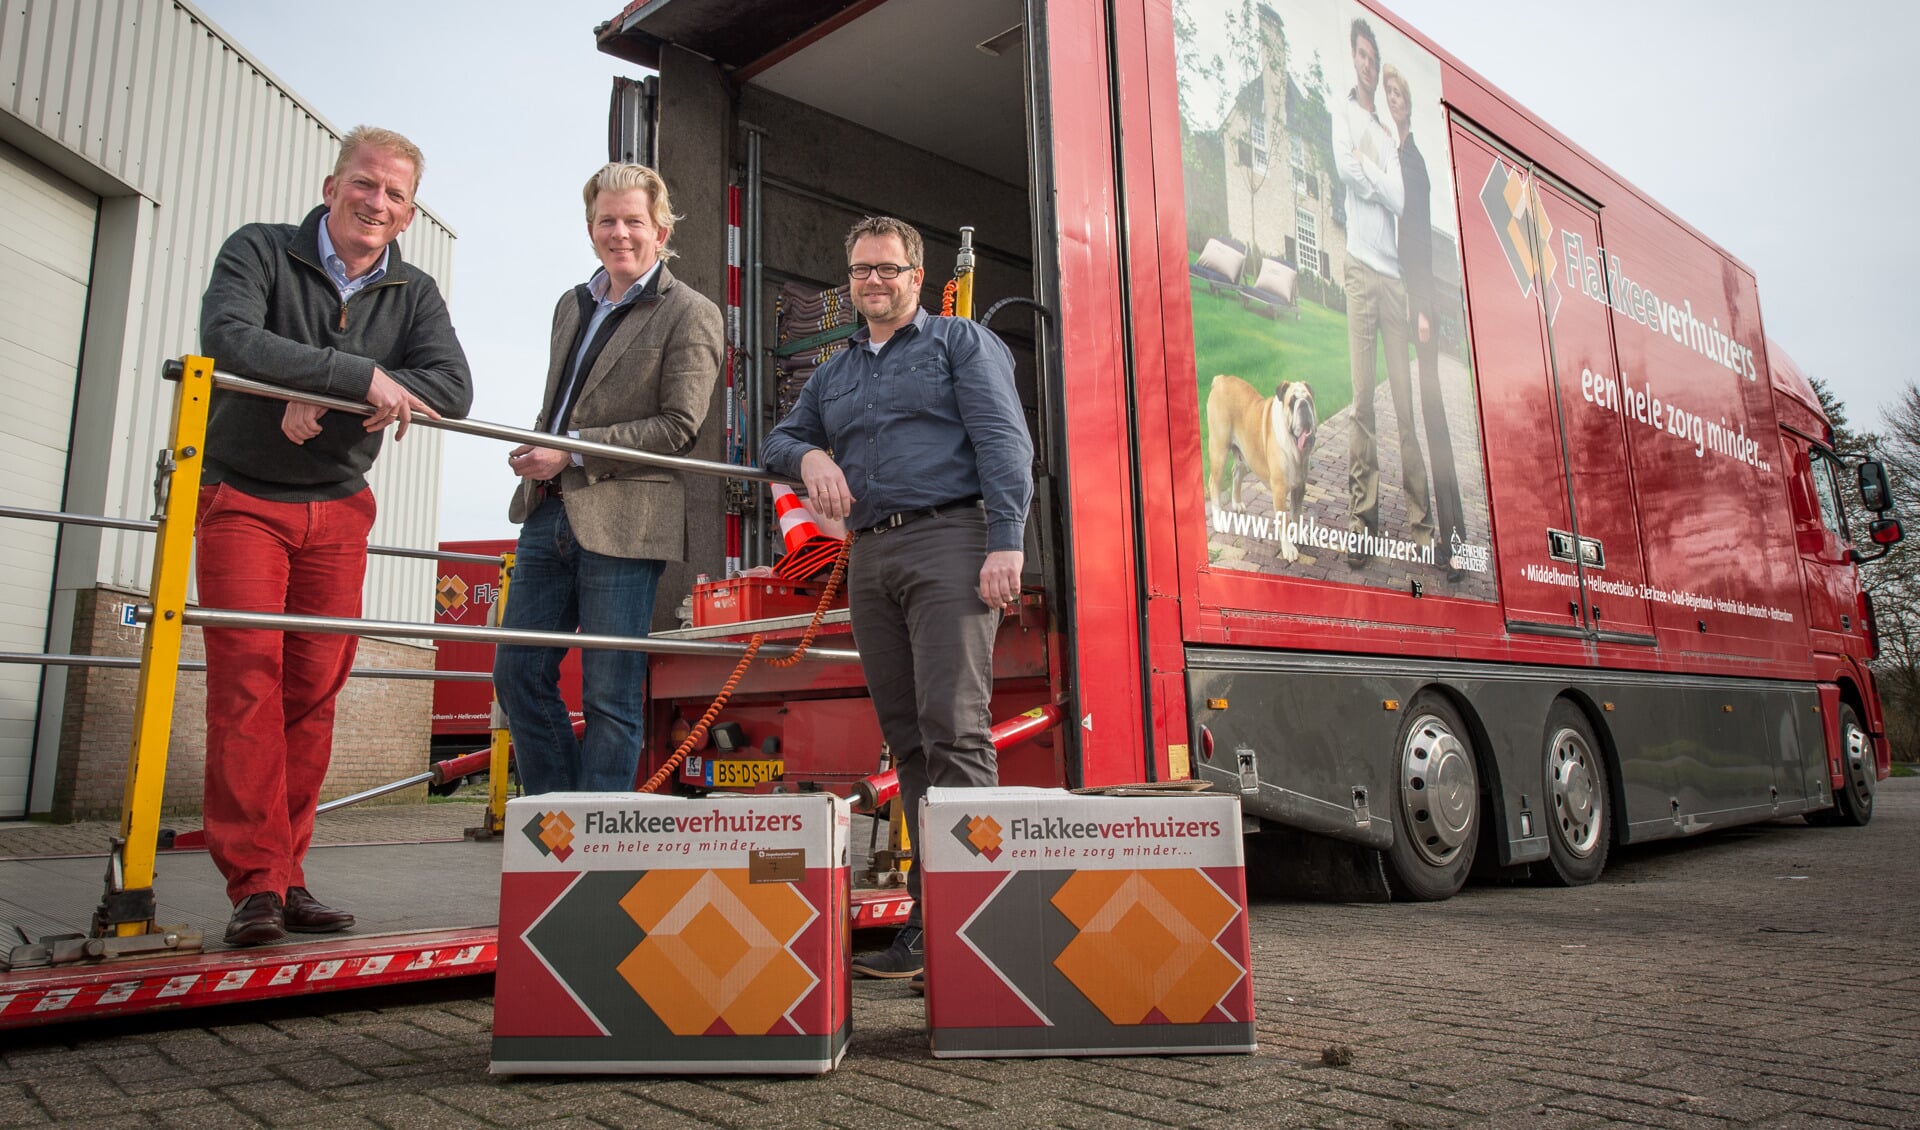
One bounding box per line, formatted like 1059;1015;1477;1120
430;539;581;789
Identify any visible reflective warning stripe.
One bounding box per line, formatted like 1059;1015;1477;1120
0;932;495;1029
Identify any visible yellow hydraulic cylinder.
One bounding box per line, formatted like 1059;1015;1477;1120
889;793;913;880
953;225;975;320
109;356;212;936
484;552;517;836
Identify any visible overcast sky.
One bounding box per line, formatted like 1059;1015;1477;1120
192;0;1911;541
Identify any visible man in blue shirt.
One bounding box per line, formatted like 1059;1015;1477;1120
762;217;1033;980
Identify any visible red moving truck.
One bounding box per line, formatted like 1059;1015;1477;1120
431;539;581;787
594;0;1897;900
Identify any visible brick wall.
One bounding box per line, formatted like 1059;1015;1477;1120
51;584;436;821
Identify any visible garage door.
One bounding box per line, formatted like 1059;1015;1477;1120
0;141;96;818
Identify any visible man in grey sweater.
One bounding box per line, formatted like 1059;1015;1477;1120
196;125;472;946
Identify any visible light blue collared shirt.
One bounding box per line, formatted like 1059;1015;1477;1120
550;262;662;464
316;211;390;299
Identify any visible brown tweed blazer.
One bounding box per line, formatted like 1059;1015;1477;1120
507;264;723;560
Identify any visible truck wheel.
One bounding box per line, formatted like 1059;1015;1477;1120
1814;704;1875;827
1385;694;1478;901
1542;701;1609;885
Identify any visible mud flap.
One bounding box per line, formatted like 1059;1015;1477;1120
1242;826;1392;902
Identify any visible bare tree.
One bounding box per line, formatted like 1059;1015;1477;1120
1866;382;1920;758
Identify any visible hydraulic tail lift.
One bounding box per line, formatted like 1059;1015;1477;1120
0;339;1061;1026
0;356;872;1027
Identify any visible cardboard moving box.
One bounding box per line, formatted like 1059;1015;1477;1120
491;793;850;1074
920;786;1254;1058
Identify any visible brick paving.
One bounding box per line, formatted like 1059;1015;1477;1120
6;780;1920;1126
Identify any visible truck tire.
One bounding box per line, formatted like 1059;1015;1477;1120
1384;693;1478;901
1808;703;1874;827
1542;700;1609;886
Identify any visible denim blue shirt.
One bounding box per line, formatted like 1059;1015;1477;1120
763;307;1032;551
315;211;390;299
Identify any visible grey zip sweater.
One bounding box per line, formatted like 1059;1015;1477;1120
198;205;473;501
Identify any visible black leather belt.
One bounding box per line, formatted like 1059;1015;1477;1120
856;496;983;536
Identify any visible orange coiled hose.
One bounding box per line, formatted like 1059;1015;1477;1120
640;541;852;792
941;278;958;317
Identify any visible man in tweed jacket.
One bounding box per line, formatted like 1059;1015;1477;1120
494;163;723;794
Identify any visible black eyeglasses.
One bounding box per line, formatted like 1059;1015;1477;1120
848;263;916;280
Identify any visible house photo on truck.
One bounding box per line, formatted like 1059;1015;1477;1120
595;0;1901;902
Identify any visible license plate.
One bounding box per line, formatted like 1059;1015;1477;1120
709;759;784;789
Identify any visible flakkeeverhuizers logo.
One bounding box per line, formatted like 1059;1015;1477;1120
950;814;1003;861
435;573;470;619
522;810;575;862
1479;157;1561;323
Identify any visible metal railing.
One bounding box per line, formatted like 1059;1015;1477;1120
0;355;851;947
180;362;803;488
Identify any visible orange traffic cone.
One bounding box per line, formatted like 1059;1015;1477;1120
771;483;847;581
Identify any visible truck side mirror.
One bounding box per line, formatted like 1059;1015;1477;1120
1859;460;1894;513
1852;517;1904;564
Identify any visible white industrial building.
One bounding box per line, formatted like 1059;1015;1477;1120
0;0;459;819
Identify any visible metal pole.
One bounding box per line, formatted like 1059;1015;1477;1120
0;504;503;566
165;363;802;490
0;651;490;681
153;606;861;663
315;773;437;815
746;126;767;569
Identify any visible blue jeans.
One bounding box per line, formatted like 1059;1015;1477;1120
493;497;665;794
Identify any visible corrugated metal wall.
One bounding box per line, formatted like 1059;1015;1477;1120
0;0;459;621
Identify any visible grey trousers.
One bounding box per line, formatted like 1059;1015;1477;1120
848;507;1002;926
1345;259;1435;545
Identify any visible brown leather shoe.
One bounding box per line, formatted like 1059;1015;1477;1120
224;892;286;946
283;886;355;933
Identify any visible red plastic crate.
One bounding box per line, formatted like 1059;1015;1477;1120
693;577;844;627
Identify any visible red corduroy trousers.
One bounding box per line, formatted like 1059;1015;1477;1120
195;483;375;904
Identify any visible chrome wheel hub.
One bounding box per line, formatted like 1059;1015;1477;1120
1845;721;1873;796
1399;712;1476;867
1548;726;1602;856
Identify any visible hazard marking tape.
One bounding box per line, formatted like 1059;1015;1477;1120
99;981;139;1004
0;934;498;1029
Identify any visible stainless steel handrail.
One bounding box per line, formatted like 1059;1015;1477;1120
0;651;491;681
149;607;859;663
164;361;801;489
0;504;505;566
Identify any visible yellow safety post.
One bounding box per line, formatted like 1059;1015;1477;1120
953;225;975;320
99;355;211;938
482;551;517;837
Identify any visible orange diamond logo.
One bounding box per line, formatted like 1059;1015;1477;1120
521;810;574;862
436;573;470;618
616;869;819;1036
1050;869;1244;1025
950;814;1003;861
